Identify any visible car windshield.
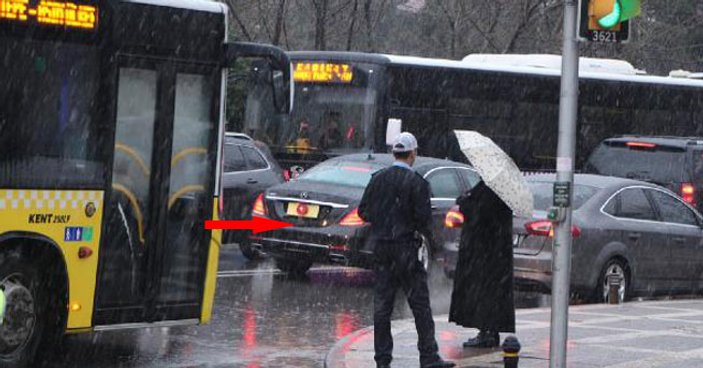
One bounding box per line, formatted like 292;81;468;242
297;160;383;187
585;143;686;185
528;181;599;211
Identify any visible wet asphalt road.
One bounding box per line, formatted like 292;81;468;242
48;244;549;368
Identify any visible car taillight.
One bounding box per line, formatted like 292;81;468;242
682;183;696;205
283;169;291;182
525;220;580;238
252;194;267;216
339;208;365;227
444;206;464;228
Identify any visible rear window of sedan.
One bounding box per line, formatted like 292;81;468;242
297;161;384;187
585;142;686;185
528;181;599;211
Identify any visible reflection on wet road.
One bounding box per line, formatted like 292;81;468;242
49;245;549;367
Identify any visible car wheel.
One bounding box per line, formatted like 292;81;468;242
0;249;63;367
596;258;629;303
239;240;262;261
275;258;312;277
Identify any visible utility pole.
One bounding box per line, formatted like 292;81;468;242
550;0;579;367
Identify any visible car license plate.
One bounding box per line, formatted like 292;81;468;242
286;202;320;218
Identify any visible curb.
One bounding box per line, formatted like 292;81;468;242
324;325;375;368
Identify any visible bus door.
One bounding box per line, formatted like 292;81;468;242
95;58;219;325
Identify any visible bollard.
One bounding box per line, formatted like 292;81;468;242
502;335;521;368
607;274;622;305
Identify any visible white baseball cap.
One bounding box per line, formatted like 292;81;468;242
391;132;418;153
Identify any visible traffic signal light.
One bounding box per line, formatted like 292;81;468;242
590;0;641;30
578;0;641;43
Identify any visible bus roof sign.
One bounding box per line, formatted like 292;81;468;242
0;0;98;31
293;62;353;84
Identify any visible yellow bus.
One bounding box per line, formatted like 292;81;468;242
0;0;291;365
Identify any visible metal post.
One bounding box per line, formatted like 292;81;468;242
550;1;580;368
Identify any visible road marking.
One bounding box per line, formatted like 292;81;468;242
604;347;703;368
216;266;368;278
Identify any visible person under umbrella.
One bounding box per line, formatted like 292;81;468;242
449;130;533;348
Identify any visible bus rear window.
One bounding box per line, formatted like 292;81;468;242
585;143;686;185
0;40;103;187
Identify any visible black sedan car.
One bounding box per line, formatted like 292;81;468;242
222;133;285;259
247;153;480;275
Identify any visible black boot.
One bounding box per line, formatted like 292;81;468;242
463;330;499;348
421;359;455;368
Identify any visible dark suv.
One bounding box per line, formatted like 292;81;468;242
584;136;703;211
222;133;285;259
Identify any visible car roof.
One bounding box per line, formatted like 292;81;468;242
225;133;257;147
323;153;472;173
225;132;254;140
602;136;703;149
525;173;658;190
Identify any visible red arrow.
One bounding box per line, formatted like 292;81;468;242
205;216;294;234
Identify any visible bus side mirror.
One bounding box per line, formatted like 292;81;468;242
386;118;402;146
224;42;294;114
271;67;293;115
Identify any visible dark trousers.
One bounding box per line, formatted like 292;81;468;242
373;242;440;366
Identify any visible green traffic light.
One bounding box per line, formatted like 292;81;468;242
597;0;622;29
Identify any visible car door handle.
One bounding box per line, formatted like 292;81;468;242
628;232;641;240
431;205;438;210
673;237;686;243
246;178;258;184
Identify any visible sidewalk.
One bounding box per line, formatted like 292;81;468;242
325;299;703;368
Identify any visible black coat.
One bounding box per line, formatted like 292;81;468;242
358;165;432;243
449;181;515;332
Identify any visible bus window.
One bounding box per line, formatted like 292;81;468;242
160;72;216;303
0;40;102;187
98;67;158;307
242;61;379;160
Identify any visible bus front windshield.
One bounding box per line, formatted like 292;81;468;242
243;62;379;156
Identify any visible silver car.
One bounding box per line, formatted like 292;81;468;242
515;174;703;302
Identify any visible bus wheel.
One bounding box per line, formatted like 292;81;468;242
0;250;55;367
0;252;40;366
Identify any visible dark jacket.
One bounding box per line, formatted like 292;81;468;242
449;181;515;332
358;165;432;243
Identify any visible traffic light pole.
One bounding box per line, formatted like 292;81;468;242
550;1;580;367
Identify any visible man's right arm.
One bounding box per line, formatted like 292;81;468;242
412;177;433;239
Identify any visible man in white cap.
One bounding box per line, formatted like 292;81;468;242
359;132;455;368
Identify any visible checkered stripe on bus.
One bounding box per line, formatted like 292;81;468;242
0;190;103;211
